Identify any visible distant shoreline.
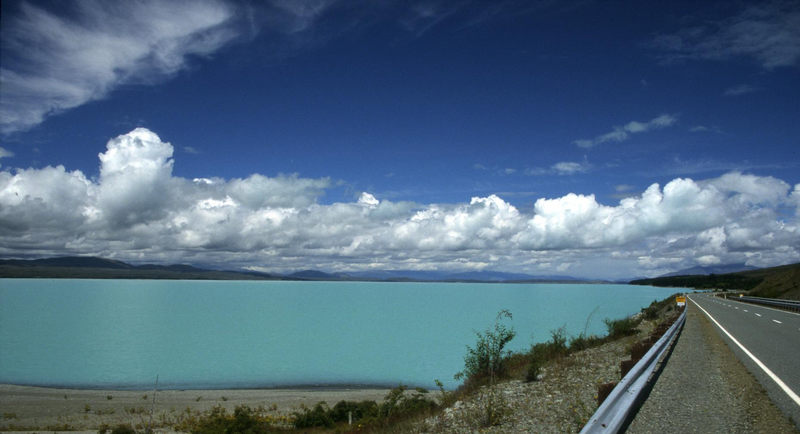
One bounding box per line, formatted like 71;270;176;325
0;381;411;392
0;256;601;283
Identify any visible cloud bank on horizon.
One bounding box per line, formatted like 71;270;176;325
1;128;798;278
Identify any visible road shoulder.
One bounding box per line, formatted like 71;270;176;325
627;301;797;433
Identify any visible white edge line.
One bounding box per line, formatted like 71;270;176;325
773;320;783;324
690;296;800;408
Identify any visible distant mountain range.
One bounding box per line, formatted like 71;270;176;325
342;269;581;282
0;256;589;283
279;267;583;282
658;263;758;277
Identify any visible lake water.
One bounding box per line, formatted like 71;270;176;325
0;279;678;390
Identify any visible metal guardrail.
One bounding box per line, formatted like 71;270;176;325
737;296;800;312
580;308;687;434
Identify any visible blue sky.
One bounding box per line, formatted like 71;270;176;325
1;0;799;279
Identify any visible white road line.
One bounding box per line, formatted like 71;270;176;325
727;299;800;317
755;313;762;317
744;309;749;312
690;296;800;408
773;319;783;324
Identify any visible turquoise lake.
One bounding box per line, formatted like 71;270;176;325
0;279;679;390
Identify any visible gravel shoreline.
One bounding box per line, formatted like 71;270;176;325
0;384;392;432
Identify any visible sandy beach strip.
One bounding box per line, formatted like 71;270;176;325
0;383;395;432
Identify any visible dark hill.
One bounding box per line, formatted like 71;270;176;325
0;256;132;269
0;256;278;280
287;269;349;280
136;263;206;273
631;262;800;300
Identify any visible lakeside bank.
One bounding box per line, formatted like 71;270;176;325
0;385;393;431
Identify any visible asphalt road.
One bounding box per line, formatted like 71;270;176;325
689;293;800;427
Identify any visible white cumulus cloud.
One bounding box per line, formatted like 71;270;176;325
0;128;798;278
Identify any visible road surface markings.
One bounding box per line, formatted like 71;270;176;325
744;309;748;312
755;313;762;317
690;297;800;408
733;300;800;317
773;319;783;324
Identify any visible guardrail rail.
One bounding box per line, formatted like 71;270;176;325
580;308;687;434
736;296;800;312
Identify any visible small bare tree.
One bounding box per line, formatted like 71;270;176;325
455;309;515;427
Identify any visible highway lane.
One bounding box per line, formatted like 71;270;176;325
689;293;800;427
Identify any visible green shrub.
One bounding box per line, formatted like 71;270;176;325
330;400;378;423
174;405;275;434
641;295;679;320
525;358;541;382
548;326;568;352
568;333;603;352
529;326;568;361
187;405;276;434
379;386;437;419
293;402;334;428
292;385;438;429
455;310;516;383
435;378;456;407
604;316;640;338
525;326;569;381
109;424;136;434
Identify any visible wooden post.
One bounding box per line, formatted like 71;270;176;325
148;375;158;432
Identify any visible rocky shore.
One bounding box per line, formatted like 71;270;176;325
415;303;797;433
414;319;657;433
